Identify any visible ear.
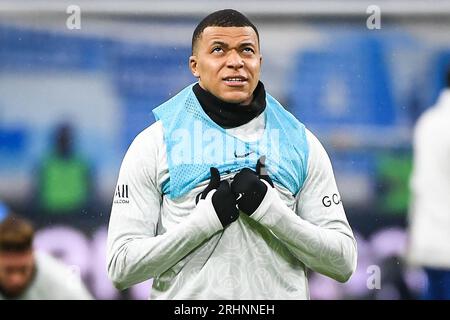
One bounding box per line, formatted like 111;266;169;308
189;55;200;78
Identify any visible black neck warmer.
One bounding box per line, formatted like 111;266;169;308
193;81;266;128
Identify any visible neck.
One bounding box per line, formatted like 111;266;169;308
193;81;266;128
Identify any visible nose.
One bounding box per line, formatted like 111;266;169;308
226;50;244;69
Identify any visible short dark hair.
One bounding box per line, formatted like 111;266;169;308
191;9;259;54
0;215;34;252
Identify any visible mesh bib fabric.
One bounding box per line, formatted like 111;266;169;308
153;83;309;199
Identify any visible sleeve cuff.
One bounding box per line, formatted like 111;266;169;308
190;190;224;236
249;180;276;222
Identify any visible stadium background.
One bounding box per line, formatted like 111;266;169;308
1;0;450;299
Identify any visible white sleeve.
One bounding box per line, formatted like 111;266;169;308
37;252;95;300
251;129;357;282
106;123;223;290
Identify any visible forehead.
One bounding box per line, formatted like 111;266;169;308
199;26;259;46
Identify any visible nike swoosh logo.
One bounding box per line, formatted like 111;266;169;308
234;150;255;158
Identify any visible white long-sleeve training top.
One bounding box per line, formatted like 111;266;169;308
407;89;450;269
106;112;357;299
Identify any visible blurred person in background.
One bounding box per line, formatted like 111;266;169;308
407;66;450;300
33;123;94;227
107;9;356;299
0;214;93;299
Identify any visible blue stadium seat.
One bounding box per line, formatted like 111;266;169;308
112;44;192;145
288;35;396;128
0;128;26;154
429;50;450;106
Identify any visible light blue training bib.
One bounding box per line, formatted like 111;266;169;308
153;83;309;199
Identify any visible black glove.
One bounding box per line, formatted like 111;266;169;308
231;156;274;216
196;167;238;228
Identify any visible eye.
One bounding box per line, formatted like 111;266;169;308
211;47;223;53
243;47;255;54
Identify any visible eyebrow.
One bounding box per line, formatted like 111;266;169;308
209;41;256;49
239;42;256;48
210;41;228;48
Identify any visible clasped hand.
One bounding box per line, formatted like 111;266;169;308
196;156;274;228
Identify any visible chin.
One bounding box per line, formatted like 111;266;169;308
2;287;26;299
220;92;251;104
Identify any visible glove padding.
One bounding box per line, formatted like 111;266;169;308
231;156;274;216
196;167;238;228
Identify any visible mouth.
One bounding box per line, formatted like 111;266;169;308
222;76;248;87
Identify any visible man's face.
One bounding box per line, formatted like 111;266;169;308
0;250;35;298
190;26;262;105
